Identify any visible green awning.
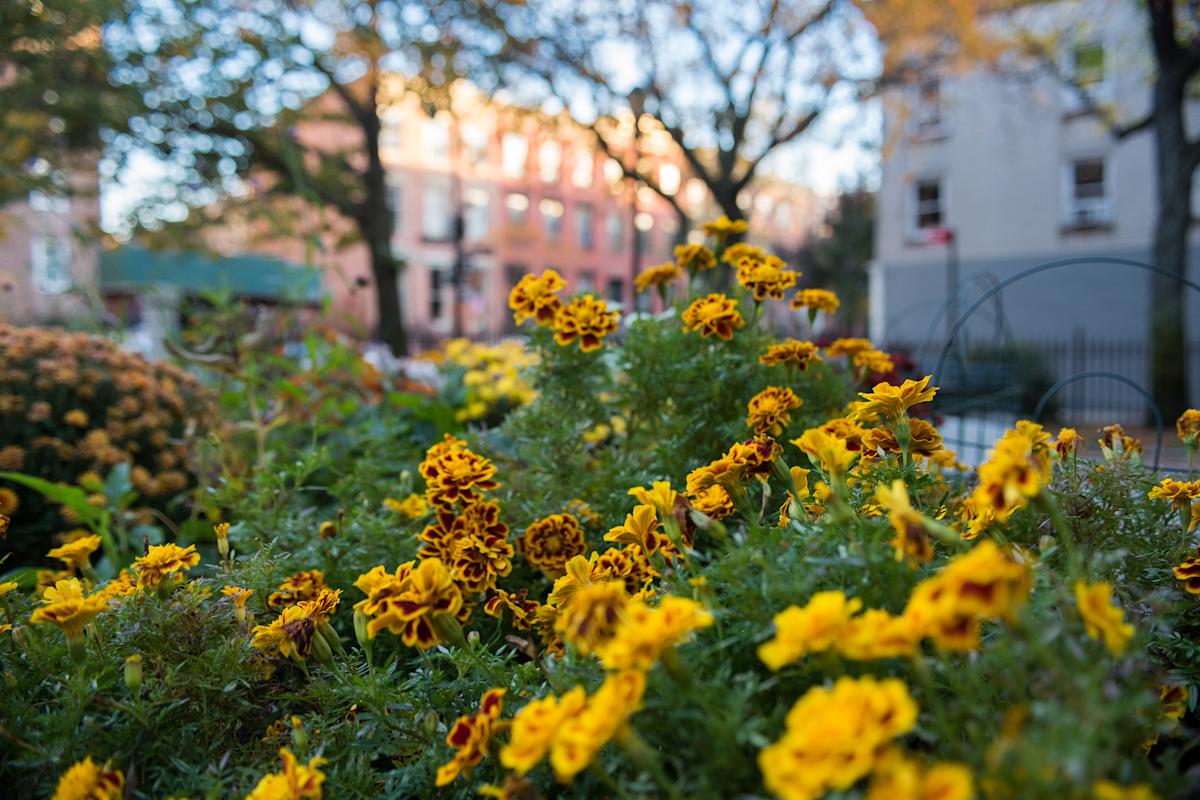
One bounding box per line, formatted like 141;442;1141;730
100;246;323;303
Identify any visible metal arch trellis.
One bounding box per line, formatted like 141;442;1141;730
928;256;1200;471
1031;371;1166;469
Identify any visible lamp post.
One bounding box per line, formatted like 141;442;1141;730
928;225;958;343
627;88;645;309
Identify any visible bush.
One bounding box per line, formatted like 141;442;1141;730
0;325;213;565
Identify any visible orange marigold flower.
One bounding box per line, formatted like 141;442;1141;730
51;756;124;800
700;215;748;238
1172;546;1200;595
825;337;873;358
47;534;102;572
673;243;717;272
252;605;319;659
361;558;464;648
246;748;326;800
518;513;586;577
722;242;768;264
790;288;840;314
1054;427;1083;458
132;543;200;590
268;570;330;610
736;255;799;301
747;386;803;435
420;444;500;510
509;269;566;326
634;262;682;293
849;376;938;424
555;579;630;655
483;588;542;629
418;500;513;593
30;577;107;638
760;339;822;369
1177;409;1200;446
436;688;507;786
552;295;619;352
682;293;745;340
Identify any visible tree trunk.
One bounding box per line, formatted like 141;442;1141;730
360;98;407;356
1149;68;1193;418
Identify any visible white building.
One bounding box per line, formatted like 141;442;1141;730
870;0;1200;357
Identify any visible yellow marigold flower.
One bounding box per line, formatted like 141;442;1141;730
723;242;768;264
826;337;873;358
604;504;680;562
478;776;537;799
252;605;319;660
517;513;586;577
700;214;749;238
500;687;587;775
866;749;973;800
626;481;678;519
596;595;712;671
903;541;1031;651
563;498;600;527
366;558;464;648
790;288;840;315
674;242;717;272
552;294;619;352
760;339;822;370
509;269;566;326
1147;477;1200;510
1074;580;1134;655
245;748;326;800
0;580;17;597
747;386;803;436
1055;427;1083;458
483;587;542;630
1098;424;1142;461
94;570;136;604
1178;409;1200;447
222;585;254;623
1093;781;1160;800
47;534;102;572
759;676;917;800
853;348;895;375
0;487;20;515
850;376;938;424
792;427;856;477
758;591;863;671
634;262;681;293
555;579;630;655
132;543;200;590
352;563;414;619
838;609;922;661
875;481;934;565
30;577;107;638
1160;684;1189;719
551;670;645;783
863;418;942;458
436;688;506;786
682;293;745;340
420;443;500;511
51;756;124;800
688;483;734;520
736;255;799;301
1172;546;1200;595
268;570;329;610
297;588;342;626
962;423;1053;536
63;408;90;428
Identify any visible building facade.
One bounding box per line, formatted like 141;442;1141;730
871;0;1200;356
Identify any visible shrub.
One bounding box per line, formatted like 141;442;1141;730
0;325;213;565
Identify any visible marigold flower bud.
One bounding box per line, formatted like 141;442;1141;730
291;715;308;753
124;653;143;693
432;612;466;649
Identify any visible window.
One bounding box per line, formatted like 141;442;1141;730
1064;157;1110;228
429;268;445;321
607;278;625;304
463;187;491;241
422;116;450;159
658;163;681;196
502;133;528;178
422;183;453;241
387;175;403;234
577;271;596;294
30;236;72;294
461;122;489;165
576;203;594;249
607;212;625;252
915;77;942;132
380;109;404;154
572;151;594;188
911;178;944;232
505;192;530;225
539;140;562;183
1063;41;1109;111
540;198;564;240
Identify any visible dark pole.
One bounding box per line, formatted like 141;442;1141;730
628;89;645;309
449;111;467;338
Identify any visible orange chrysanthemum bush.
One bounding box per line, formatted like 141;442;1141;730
3;219;1198;800
0;324;214;564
